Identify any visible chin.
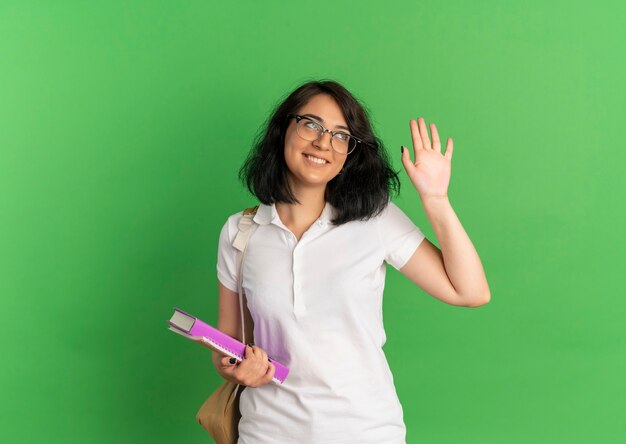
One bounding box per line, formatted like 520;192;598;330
289;172;336;189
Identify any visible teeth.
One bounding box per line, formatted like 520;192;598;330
306;154;327;164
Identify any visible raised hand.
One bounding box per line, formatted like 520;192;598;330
401;117;453;200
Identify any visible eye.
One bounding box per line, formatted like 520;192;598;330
334;132;350;141
304;120;322;130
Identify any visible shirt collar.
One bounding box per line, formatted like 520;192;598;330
318;201;334;226
252;203;275;225
253;202;335;227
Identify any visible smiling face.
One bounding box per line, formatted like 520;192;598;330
283;94;350;193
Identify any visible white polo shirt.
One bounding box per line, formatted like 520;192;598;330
217;201;425;444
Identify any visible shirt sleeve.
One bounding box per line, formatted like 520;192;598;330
216;214;241;293
377;202;426;270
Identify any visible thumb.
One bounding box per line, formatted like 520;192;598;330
400;146;414;174
221;356;239;369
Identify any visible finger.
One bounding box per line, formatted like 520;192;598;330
231;364;248;384
244;344;256;358
400;146;416;173
418;118;432;149
409;119;423;152
445;138;454;160
220;358;239;378
430;123;441;153
221;356;238;367
259;349;269;365
263;362;276;383
252;345;265;359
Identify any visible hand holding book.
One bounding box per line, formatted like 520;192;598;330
214;344;276;388
168;308;290;384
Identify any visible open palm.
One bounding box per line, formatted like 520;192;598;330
401;117;453;199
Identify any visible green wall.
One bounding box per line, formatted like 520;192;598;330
1;1;624;443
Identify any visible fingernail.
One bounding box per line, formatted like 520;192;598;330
229;357;236;365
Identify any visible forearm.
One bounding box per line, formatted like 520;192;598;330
422;195;490;305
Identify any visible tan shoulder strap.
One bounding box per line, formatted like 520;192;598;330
233;206;258;252
242;205;259;216
233;206;259;347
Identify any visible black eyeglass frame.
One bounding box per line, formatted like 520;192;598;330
289;114;365;155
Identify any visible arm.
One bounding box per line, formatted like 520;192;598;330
213;280;275;387
400;197;490;307
400;117;490;308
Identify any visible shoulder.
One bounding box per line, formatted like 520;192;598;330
375;200;422;233
219;210;245;245
219;205;261;242
223;209;244;229
372;201;406;224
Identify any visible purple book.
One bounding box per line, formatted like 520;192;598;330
167;307;289;384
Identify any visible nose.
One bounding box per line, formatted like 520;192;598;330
313;129;333;151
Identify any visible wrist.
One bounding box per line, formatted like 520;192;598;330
420;193;450;207
420;194;453;220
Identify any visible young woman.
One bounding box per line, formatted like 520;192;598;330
212;80;490;443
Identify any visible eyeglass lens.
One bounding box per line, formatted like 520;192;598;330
296;118;356;154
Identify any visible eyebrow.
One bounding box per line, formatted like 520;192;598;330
301;114;351;132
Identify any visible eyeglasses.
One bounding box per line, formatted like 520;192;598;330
290;114;364;155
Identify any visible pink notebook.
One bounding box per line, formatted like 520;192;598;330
167;307;290;384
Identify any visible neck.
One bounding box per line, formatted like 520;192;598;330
275;183;326;236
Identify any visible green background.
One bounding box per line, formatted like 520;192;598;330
1;1;624;443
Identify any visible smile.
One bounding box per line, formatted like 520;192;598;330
304;154;328;165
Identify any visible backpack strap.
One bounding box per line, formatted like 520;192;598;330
232;205;259;347
233;206;259;252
